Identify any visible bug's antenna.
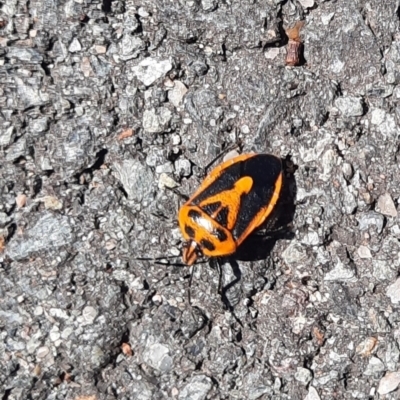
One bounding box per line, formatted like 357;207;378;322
216;259;223;296
165;186;190;202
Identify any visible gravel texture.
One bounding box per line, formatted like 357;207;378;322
1;0;400;399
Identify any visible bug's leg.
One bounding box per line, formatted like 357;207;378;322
187;264;195;305
203;141;243;175
209;257;224;296
255;222;295;240
165;186;189;202
219;258;244;328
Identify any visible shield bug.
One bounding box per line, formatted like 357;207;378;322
178;153;283;265
285;20;305;66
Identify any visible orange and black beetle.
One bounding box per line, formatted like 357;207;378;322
178;153;283;265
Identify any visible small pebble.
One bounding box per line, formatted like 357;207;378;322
295;367;312;385
36;346;50;359
357;245;372;259
363;356;385;375
16;194;27;208
334;96;364;117
356;337;378;357
168;81;188;107
159;173;179;189
378;371;400;395
304;387;321;400
377;193;397;217
82;306;98;324
264;47;280;60
68;38;82;53
223;150;240;162
387;278;400;304
298;0;314;8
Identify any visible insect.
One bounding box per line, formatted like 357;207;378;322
285;20;305;66
178;153;283;265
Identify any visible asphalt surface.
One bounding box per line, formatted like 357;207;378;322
2;0;400;399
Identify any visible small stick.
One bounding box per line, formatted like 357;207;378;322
285;21;305;66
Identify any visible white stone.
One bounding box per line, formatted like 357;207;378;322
378;371;400;395
371;108;386;125
387;278;400;304
357;245;372;259
377;193;397;217
68;38;82;53
324;260;356;282
265;47;280;59
304;387;321;400
321;13;335;25
82;306;98;324
298;0;314;8
132;58;172;86
168;81;188;107
158;173;179;189
364;357;385;375
143;108;172;133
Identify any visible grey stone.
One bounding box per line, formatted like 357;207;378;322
342;162;353;180
7;213;74;261
281;241;307;265
363;357;385;376
377;193;397;217
120;35;145;60
112;159;154;203
334;96;364;117
6;137;26;161
357;212;385;233
158;173;179;189
143;107;172;133
179;375;213;400
373;259;397;281
7;47;43;63
175;158;192;177
14;77;50;109
155;162;174;174
0;126;14;147
357;245;372;259
295;367;313;385
29;117;49;134
386;278;400;304
143;343;173;373
324;260;356;282
201;0;218;11
82;306;98;324
385;342;400;371
168;81;188;107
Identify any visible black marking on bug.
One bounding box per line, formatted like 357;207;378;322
188;209;201;222
200;239;216;251
185;225;195;238
215;206;229;227
190;155;282;241
215;228;228;242
202;202;221;215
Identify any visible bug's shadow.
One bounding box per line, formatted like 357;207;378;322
233;156;297;262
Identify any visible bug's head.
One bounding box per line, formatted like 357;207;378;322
182;240;202;266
